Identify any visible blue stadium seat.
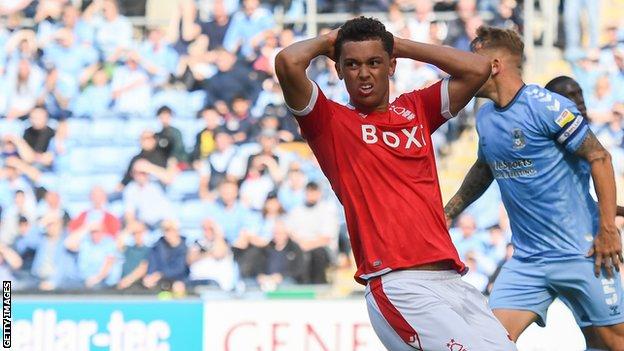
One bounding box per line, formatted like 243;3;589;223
59;175;98;202
0;119;26;137
66;147;96;174
88;118;124;145
167;171;200;201
122;119;159;146
172;119;203;151
89;146;137;173
91;173;122;193
66;119;93;146
38;172;60;192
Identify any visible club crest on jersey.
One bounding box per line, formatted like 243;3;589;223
389;105;416;121
511;129;526;150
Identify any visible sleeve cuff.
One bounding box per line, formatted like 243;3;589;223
441;77;457;120
286;80;318;117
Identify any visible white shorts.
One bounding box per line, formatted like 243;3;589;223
365;270;517;351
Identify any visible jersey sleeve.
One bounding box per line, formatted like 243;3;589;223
407;78;456;133
286;80;333;141
535;93;590;153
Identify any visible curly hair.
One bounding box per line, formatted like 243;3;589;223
334;17;394;61
470;25;524;58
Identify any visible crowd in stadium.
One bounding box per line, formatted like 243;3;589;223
0;0;621;296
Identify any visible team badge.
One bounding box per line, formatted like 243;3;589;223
511;129;526;150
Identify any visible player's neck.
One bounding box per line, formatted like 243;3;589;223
493;78;525;109
348;100;389;114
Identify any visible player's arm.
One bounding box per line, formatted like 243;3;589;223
444;158;493;222
274;29;338;112
574;131;622;277
393;38;491;115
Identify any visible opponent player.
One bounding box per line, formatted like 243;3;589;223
545;76;624;219
444;26;624;349
275;17;515;350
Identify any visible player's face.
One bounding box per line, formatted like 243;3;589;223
336;40;396;113
562;82;587;119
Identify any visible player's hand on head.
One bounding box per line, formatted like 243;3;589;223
323;28;340;61
587;224;624;278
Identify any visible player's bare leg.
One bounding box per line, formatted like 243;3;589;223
593;323;624;350
581;326;609;350
493;309;539;341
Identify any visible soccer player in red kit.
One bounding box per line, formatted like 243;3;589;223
275;17;516;350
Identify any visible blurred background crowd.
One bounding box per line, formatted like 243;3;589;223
0;0;622;297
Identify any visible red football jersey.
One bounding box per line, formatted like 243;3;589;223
290;79;466;284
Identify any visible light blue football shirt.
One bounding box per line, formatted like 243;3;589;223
476;84;598;259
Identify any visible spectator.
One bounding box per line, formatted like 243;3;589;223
71;67;112;118
60;4;95;46
210;180;251;244
203;48;259;106
0;243;23;288
462;250;489;292
201;0;232;51
33;0;64;48
222;0;275;59
5;59;45;120
143;219;188;295
595;104;624;150
0;1;33;16
1;134;36;165
110;52;152;115
23;108;55;166
31;215;81;290
139;27;179;86
68;186;121;238
116;221;149;290
257;219;304;291
587;75;616;124
120;130;176;188
233;194;282;278
443;0;477;48
42;27;97;87
286;182;339;284
65;221;119;290
12;216;40;272
187;218;235;290
450;214;486;259
37;191;70;226
0;157;40;214
191;107;222;162
564;0;600;61
198;129;238;195
451;15;484;52
384;2;409;37
155;106;187;164
278;165;307;212
407;0;434;43
489;0;521;31
84;0;132;60
123;161;174;230
482;224;507;266
1;190;36;245
487;243;514;294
